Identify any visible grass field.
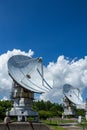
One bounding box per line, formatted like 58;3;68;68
42;117;87;130
41;118;75;130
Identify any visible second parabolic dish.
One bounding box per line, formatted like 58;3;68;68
8;55;52;93
63;84;83;105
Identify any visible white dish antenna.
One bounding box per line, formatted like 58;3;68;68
8;55;52;93
63;84;83;105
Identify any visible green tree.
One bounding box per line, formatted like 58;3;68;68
0;100;12;120
39;110;52;119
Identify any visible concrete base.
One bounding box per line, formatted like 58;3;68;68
0;122;51;130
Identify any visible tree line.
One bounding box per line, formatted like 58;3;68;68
33;100;63;119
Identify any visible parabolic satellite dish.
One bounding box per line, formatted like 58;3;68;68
63;84;83;105
8;55;52;93
7;54;53;122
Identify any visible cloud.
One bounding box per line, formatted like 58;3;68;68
40;56;87;103
0;49;87;104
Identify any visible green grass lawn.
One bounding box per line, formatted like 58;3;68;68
42;117;77;125
42;117;87;130
49;125;66;130
41;118;73;130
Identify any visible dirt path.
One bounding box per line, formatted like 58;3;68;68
61;123;84;130
62;126;83;130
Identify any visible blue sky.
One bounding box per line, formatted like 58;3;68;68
0;0;87;103
0;0;87;65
